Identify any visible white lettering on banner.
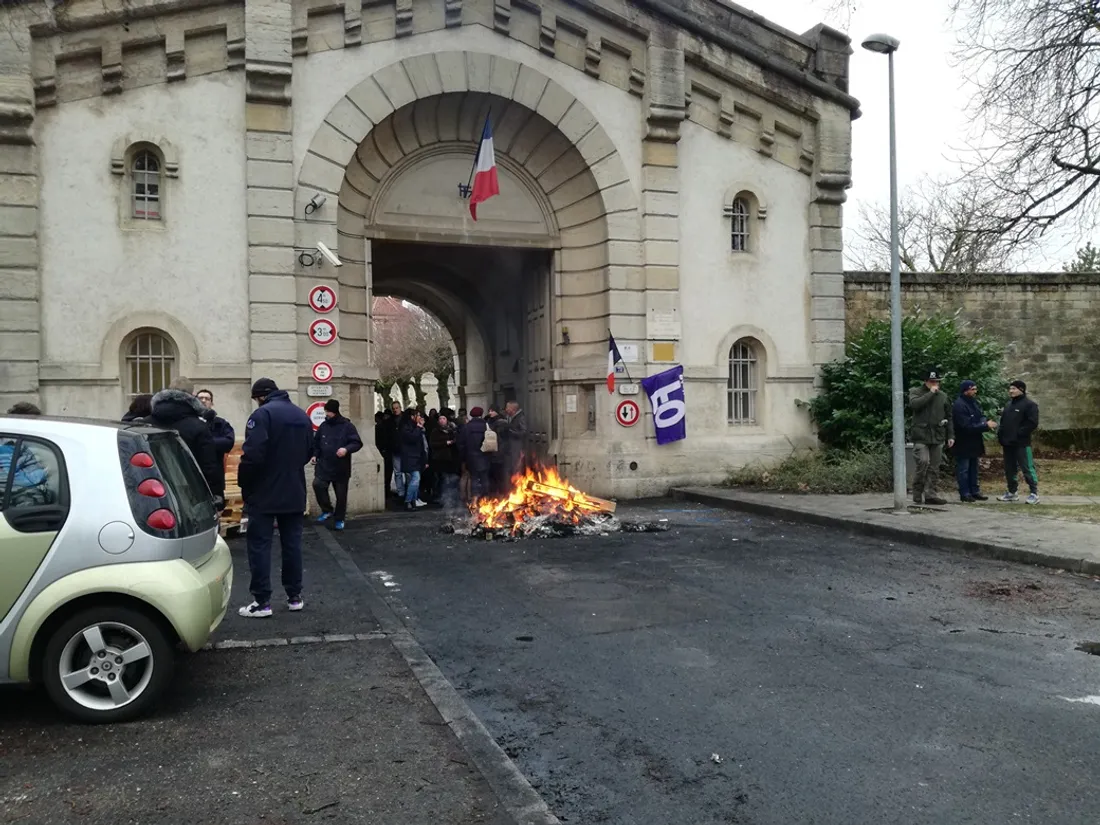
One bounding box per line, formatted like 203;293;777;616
650;378;686;429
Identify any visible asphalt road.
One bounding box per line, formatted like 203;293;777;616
334;501;1100;825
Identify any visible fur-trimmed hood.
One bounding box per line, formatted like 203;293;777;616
150;388;204;423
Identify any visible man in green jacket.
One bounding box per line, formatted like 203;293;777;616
909;369;955;505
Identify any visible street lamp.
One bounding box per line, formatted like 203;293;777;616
861;33;907;513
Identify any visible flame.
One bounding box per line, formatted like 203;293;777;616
473;464;605;533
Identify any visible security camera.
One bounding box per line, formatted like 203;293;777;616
316;242;342;268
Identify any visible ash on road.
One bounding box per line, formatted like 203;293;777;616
337;501;1100;825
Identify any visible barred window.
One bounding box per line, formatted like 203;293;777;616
132;151;161;220
727;339;758;424
125;331;175;397
730;197;750;252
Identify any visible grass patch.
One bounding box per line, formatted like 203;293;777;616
727;448;891;495
980;458;1100;496
1009;504;1100;525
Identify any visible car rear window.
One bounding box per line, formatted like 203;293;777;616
146;433;218;536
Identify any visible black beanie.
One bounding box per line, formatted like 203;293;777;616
250;377;278;398
324;399;341;413
1010;380;1027;393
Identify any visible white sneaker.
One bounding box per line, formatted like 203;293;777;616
415;499;428;508
238;601;272;618
997;492;1019;502
1026;493;1040;505
287;597;305;611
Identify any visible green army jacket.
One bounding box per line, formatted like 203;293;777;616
908;385;955;445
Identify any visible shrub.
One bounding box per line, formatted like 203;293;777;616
810;311;1006;450
727;447;892;495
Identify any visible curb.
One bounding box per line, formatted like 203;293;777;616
672;488;1100;577
313;527;561;825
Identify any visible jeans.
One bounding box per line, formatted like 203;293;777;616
313;477;349;521
913;442;943;499
404;470;421;504
1003;445;1038;494
393;455;405;497
955;456;980;498
246;511;304;606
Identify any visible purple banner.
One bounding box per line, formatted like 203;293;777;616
641;365;686;445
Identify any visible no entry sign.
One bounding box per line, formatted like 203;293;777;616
615;398;640;427
306;401;327;430
311;361;333;383
308;318;337;346
307;285;337;313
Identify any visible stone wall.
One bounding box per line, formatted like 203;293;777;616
844;272;1100;432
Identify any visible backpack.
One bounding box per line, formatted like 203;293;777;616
480;427;498;453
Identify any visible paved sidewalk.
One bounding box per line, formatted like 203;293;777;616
672;488;1100;575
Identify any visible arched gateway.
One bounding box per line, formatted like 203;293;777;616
1;0;859;513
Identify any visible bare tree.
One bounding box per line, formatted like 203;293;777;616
846;175;1029;274
371;298;455;410
949;0;1100;242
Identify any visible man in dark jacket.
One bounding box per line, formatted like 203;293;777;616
908;369;955;505
147;381;224;506
397;410;428;510
429;412;460;508
501;401;528;480
196;388;236;497
997;380;1040;504
951;380;997;502
312;399;362;530
237;378;314;618
457;406;491;500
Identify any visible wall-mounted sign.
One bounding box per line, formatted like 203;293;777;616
619;343;639;363
615;399;640;427
308;285;337;313
311;361;333;382
617;383;640;396
306;384;333;397
306;402;327;430
308;318;337;346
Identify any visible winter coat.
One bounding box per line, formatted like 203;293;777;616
398;421;427;473
313;415;363;481
375;415;393;455
457;417;490;474
908;385;954;446
951;395;989;459
238;390;314;513
998;394;1040;448
429;423;459;475
202;409;236;457
485;416;506;466
148;389;224;499
501;409;528;469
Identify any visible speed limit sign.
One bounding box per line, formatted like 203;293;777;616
615;399;640;427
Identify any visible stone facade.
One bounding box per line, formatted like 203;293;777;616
0;0;858;508
845;272;1100;432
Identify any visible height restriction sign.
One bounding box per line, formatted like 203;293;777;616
307;285;337;313
615;399;640;427
308;318;337;346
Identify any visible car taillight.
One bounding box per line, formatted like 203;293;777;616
137;479;166;498
130;452;154;468
147;509;176;530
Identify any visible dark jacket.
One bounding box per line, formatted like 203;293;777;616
238;390;314;513
121;411;145;423
202;409;236;457
457;417;490;474
952;395;989;459
998;394;1040;448
375;414;393;455
313;414;363;481
909;385;954;445
485;416;505;466
429;423;459;475
148;389;223;499
398;420;427;473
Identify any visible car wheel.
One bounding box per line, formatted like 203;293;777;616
42;606;175;724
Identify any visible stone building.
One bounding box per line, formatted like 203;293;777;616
0;0;857;510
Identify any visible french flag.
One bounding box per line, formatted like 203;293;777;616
469;118;500;221
608;333;624;394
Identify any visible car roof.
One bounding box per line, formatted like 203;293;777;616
0;415;172;438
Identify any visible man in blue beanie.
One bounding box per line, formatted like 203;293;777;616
951;380;997;502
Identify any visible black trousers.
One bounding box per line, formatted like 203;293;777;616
313;477;350;521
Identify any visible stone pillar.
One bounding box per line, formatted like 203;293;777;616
244;0;298;397
0;17;39;411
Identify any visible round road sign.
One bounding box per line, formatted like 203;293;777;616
308;285;337;313
615;399;640;427
311;361;333;383
308;318;337;346
306;402;327;430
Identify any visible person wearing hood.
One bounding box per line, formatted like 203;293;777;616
908;369;955;506
147;377;223;504
951;380;997;502
311;399;363;530
237;378;315;618
997;380;1041;504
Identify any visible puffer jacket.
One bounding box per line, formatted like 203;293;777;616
148;389;223;499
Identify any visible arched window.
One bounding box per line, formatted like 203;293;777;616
729;197;750;252
728;339;758;424
125;331;175;397
131;150;161;220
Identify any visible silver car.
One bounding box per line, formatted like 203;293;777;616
1;416;233;723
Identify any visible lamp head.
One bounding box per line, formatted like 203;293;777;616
861;33;900;54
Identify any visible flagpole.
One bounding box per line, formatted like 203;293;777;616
463;108;492;197
608;327;634;384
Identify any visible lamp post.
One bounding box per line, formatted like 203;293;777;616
861;33;907;513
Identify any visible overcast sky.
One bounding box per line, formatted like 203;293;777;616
737;0;1081;269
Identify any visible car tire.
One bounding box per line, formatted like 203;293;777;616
41;605;175;724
